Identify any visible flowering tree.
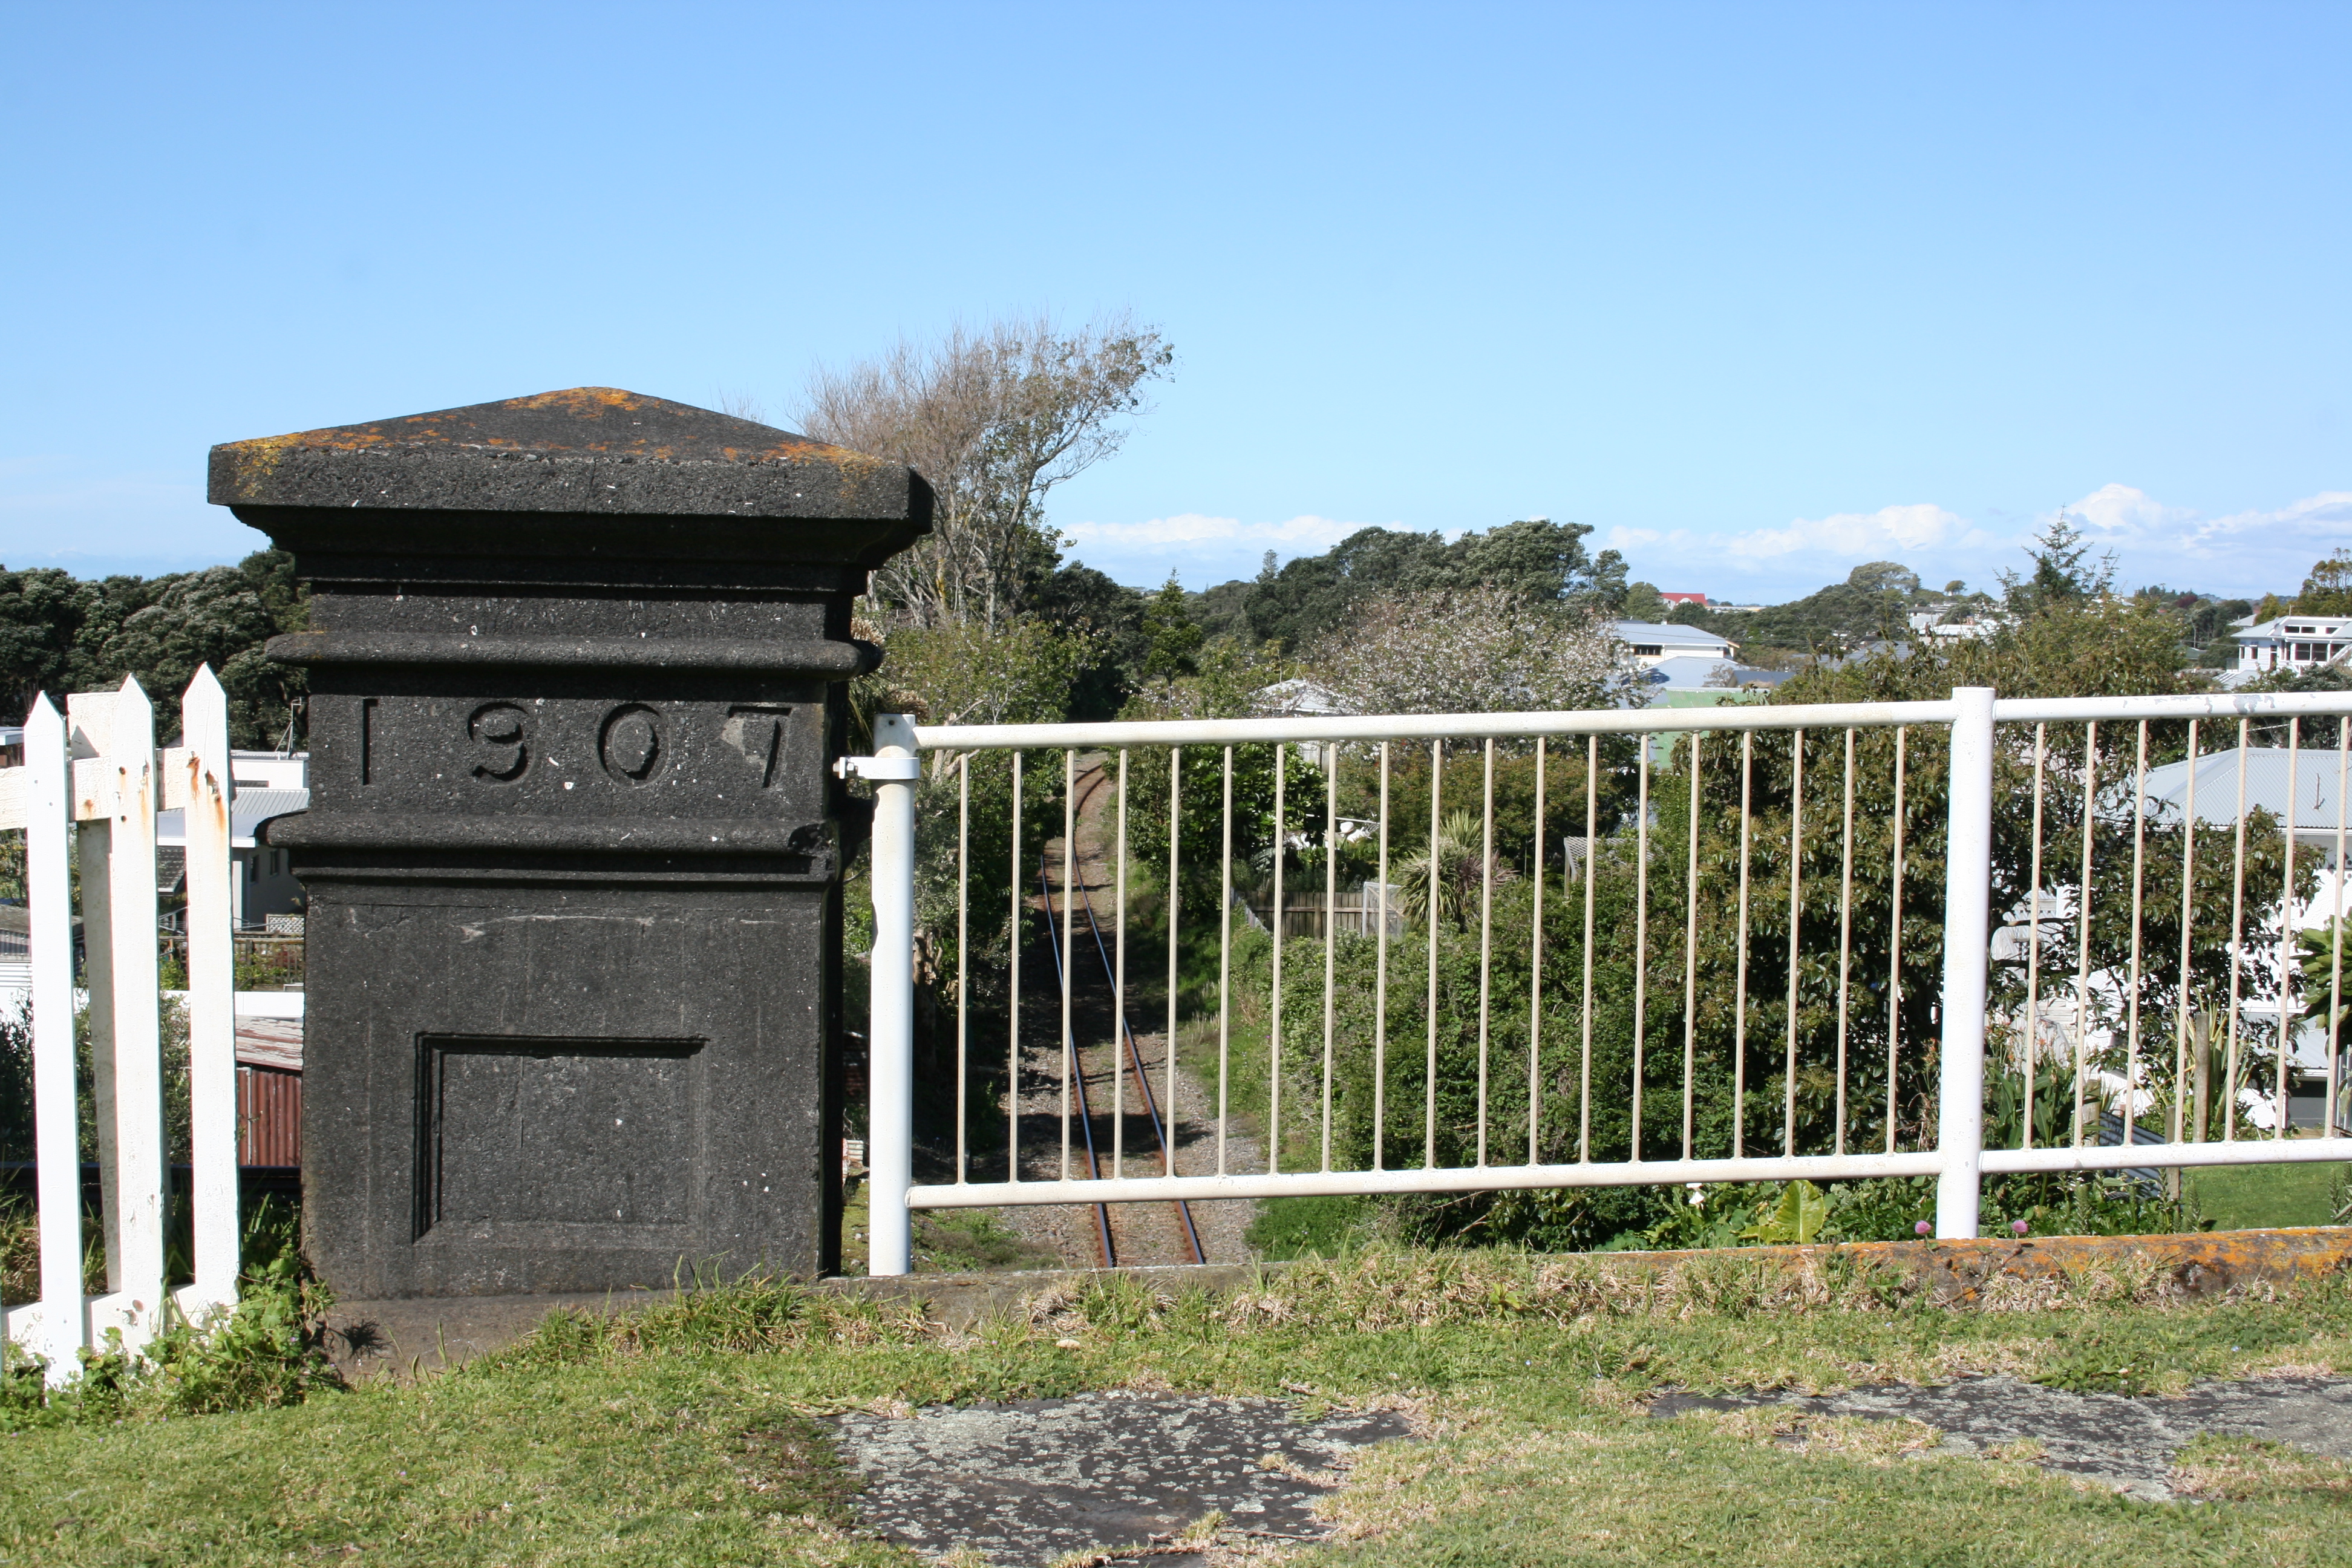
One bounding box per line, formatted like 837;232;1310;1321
1305;583;1625;717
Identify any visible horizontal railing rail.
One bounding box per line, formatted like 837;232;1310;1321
860;687;2352;1275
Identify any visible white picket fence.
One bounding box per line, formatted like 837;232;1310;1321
0;670;243;1380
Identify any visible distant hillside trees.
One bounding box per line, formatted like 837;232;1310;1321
0;549;306;748
1195;517;1629;656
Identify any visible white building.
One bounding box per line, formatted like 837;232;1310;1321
1612;620;1736;668
155;750;309;932
2232;613;2352;676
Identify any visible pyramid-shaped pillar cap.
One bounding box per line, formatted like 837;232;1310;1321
209;387;932;526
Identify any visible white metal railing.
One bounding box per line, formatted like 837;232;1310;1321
860;687;2352;1275
0;671;244;1380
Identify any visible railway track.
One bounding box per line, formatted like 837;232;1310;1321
1035;765;1206;1269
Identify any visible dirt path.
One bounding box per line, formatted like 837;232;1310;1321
996;759;1261;1269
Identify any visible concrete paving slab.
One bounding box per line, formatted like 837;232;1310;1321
1651;1374;2352;1500
824;1391;1414;1566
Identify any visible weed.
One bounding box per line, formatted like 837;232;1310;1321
0;1196;341;1428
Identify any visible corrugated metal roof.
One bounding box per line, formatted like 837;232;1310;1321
155;787;309;849
2140;748;2351;837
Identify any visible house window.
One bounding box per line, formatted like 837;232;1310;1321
1632;644;1662;656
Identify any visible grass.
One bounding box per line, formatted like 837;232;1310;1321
13;1248;2352;1563
2186;1162;2351;1232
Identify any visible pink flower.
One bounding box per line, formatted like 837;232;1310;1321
1913;1220;1932;1236
2011;1219;2030;1236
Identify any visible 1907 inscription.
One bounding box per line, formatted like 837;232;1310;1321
368;697;814;812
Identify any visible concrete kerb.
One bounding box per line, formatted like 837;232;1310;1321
323;1228;2352;1382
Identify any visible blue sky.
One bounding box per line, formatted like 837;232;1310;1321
4;3;2345;603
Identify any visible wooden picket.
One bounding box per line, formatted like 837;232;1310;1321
0;669;243;1380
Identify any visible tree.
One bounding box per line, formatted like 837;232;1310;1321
1618;581;1667;622
1847;561;1921;596
1029;561;1146;722
1306;584;1623;718
2297;550;2352;615
0;549;309;746
2000;512;2115;615
0;567;97;724
1198;518;1625;655
800;314;1174;632
1137;574;1204;682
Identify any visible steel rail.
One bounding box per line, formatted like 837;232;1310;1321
1037;855;1117;1266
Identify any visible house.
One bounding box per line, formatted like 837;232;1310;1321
1906;609;1998;643
2135;746;2352;1128
1611;620;1736;668
2232;614;2352;676
2138;746;2352;854
155;750;309;932
1638;655;1794;708
1659;592;1708;608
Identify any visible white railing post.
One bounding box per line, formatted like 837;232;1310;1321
179;666;239;1312
862;714;920;1277
25;695;81;1380
1936;685;1996;1238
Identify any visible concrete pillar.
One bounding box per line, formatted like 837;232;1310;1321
209;388;930;1296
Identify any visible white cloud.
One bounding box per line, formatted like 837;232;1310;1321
2043;482;2352;562
1058;512;1373;552
1598;485;2351;602
2064;482;2197;541
1724;503;1985;561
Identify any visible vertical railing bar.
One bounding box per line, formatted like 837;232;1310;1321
957;753;970;1182
1008;751;1023;1183
2173;720;2201;1146
1060;749;1077;1181
1632;733;1651;1161
1579;734;1597;1164
1529;737;1547;1167
1321;742;1339;1172
1885;726;1907;1154
1681;732;1702;1161
2024;724;2047;1151
2226;719;2250;1142
1270;744;1286;1173
1218;745;1235;1175
1783;728;1805;1159
2124;721;2149;1143
1834;727;1855;1157
2334;724;2349;1136
1477;737;1495;1167
1734;731;1754;1160
1166;746;1181;1178
1112;750;1129;1180
1374;740;1391;1171
1426;738;1442;1171
2070;720;2098;1149
2278;718;2301;1142
25;694;80;1376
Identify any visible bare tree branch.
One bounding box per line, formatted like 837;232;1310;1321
799;313;1174;630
